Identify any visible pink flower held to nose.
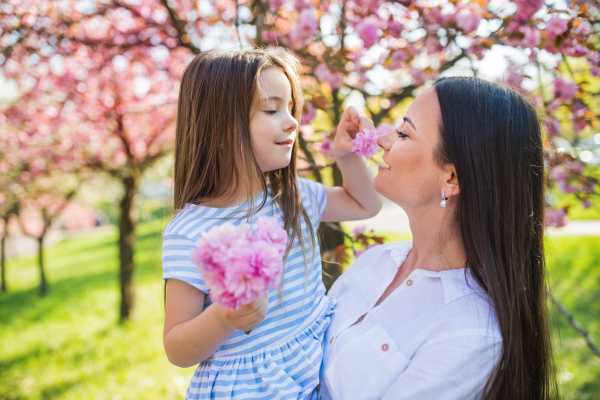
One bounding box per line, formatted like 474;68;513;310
351;128;380;158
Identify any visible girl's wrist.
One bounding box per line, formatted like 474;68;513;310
335;150;363;165
209;303;237;333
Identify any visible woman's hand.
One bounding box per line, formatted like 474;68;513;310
334;106;375;159
215;291;269;332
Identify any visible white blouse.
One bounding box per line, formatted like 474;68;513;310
318;241;502;400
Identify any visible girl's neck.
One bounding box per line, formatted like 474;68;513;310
201;179;263;208
402;203;467;275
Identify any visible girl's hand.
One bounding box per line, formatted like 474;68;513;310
215;292;269;332
334;106;375;159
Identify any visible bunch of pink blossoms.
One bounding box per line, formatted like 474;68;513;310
190;216;287;310
351;128;380;158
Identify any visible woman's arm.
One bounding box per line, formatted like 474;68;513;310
322;106;383;222
163;279;268;368
380;334;502;400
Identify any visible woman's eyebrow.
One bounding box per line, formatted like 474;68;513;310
404;116;417;132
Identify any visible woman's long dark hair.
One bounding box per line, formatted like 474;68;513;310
434;77;555;399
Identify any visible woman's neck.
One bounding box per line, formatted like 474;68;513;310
402;203;467;274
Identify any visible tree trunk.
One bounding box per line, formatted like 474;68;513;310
119;174;139;321
38;235;48;297
1;215;7;293
319;88;347;291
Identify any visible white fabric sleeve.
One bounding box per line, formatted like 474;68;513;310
381;334;502;400
161;233;209;293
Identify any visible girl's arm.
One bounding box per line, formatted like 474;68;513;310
322;106;383;222
163;279;268;368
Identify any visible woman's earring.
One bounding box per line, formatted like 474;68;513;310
440;192;448;208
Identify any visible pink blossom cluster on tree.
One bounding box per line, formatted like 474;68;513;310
2;0;599;311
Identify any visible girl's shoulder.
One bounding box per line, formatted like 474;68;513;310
298;177;326;200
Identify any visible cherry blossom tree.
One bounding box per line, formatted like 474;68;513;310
2;0;599;313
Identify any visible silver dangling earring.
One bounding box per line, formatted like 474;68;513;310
440;192;448;208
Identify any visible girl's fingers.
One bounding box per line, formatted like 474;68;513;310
344;106;360;124
236;305;267;330
359;116;374;131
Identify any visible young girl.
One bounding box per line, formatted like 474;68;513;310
162;48;381;400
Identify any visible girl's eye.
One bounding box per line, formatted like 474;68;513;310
396;130;408;139
264;110;277;115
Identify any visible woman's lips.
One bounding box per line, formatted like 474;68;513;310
379;159;391;170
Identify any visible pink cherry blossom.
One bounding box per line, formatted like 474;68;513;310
563;45;588;58
546;99;560;112
557;180;579;194
546;117;561;138
320;138;335;158
521;27;541;48
255;215;287;255
190;217;287;310
301;103;317;125
546;17;569;38
351;128;380;158
355;17;380;49
553;78;578;100
550;166;568;181
352;225;366;236
546;208;567;228
289;9;319;49
267;0;285;12
385;49;410;70
314;64;343;89
575;20;592;36
513;0;544;21
456;10;481;34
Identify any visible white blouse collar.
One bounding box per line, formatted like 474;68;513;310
387;241;486;305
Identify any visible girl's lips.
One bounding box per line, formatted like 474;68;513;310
276;140;293;146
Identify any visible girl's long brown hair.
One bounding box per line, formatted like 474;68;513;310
173;48;315;282
434;77;556;399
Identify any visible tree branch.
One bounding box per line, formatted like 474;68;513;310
548;290;600;358
158;0;200;53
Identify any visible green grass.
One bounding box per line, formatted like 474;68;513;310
0;221;195;400
1;224;599;399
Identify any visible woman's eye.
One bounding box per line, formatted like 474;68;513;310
396;130;408;139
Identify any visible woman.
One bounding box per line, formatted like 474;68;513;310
317;77;555;400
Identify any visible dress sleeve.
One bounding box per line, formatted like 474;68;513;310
381;333;502;400
161;232;209;293
299;178;328;225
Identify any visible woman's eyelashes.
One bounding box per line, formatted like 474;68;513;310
396;129;408;139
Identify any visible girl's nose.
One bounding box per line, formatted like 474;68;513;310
285;114;299;132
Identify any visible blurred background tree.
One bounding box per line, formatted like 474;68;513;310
1;0;598;320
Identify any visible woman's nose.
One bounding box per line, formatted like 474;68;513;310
377;129;392;150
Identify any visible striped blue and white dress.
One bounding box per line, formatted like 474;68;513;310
162;178;335;400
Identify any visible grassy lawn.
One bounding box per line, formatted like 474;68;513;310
1;222;599;399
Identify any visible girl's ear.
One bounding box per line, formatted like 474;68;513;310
443;164;460;198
